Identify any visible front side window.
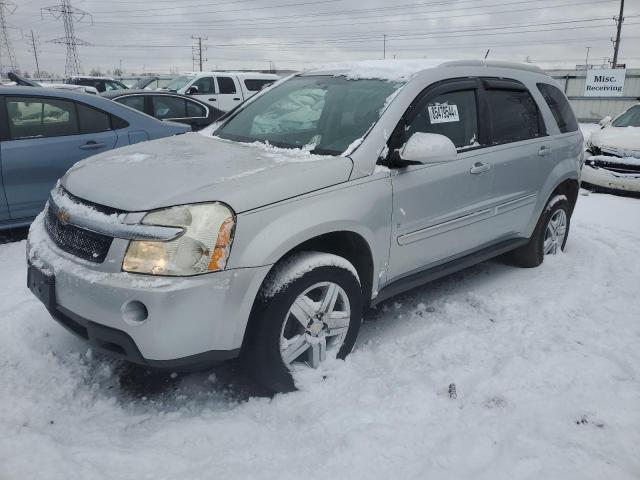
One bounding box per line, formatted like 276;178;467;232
6;96;78;140
165;76;195;92
406;89;480;150
104;80;127;91
117;95;145;113
216;75;403;155
217;77;237;94
192;77;215;94
537;83;578;133
487;89;542;144
77;104;111;134
152;96;186;119
612;105;640;127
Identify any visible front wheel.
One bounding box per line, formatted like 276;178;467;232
510;195;571;268
242;252;363;392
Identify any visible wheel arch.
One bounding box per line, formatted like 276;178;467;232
549;177;579;215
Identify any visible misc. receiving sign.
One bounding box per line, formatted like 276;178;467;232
584;69;626;97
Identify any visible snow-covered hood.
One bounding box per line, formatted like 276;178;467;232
61;133;353;213
590;127;640;157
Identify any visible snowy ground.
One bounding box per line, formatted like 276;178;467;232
1;191;640;480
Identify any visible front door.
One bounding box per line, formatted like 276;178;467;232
1;95;117;219
387;79;499;281
190;76;219;108
0;147;9;222
215;76;242;112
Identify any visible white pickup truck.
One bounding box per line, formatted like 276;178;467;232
163;72;279;111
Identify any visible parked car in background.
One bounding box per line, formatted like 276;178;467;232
0;86;189;230
65;76;129;93
26;60;582;393
6;71;99;94
101;90;224;131
583;103;640;193
162;71;278;111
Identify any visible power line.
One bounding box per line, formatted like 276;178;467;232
42;0;92;76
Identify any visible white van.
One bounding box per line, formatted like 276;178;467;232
163;72;279;111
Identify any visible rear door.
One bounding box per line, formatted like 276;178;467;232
190;75;218;108
215;76;242;111
1;95;117;219
479;78;550;237
387;78;499;280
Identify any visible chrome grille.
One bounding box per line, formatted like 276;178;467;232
44;203;113;263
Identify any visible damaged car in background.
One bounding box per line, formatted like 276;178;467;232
583;103;640;194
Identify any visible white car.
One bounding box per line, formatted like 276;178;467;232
583;104;640;193
162;71;279;111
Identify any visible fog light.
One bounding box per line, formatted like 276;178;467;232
121;300;148;325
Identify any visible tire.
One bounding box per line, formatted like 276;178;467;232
241;252;363;393
510;195;571;268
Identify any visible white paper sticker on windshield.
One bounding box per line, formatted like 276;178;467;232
428;104;459;123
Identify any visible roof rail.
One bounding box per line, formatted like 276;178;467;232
441;60;546;74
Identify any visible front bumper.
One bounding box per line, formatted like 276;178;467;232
581;164;640;193
27;213;271;369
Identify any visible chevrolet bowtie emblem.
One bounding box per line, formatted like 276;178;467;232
56;208;71;225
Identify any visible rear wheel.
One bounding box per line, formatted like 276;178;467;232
242;252;363;392
510;195;570;268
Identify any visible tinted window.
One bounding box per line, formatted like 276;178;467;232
152;96;186;119
117;95;145;113
217;77;236;94
6;96;78;139
186;99;207;117
244;79;275;91
77;104;111;134
537;83;578;133
111;115;129;129
487;89;542;144
406;90;480;149
104;80;126;91
192;77;215;94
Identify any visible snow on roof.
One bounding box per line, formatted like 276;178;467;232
303;59;451;81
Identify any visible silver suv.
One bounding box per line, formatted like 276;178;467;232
27;60;583;392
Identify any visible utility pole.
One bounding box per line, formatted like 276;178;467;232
42;0;92;76
383;34;386;60
191;35;207;72
0;1;19;76
27;29;41;78
612;0;624;67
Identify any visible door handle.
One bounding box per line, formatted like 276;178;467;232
208;98;217;101
538;146;552;156
469;162;491;174
79;141;107;150
233;97;240;101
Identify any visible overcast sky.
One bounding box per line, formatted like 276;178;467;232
4;0;639;76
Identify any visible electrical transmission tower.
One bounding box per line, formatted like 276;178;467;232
42;0;92;76
26;30;42;78
0;1;19;77
192;35;207;72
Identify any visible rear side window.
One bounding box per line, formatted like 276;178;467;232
537;83;578;133
186;99;207;117
217;77;236;94
117;95;145;113
152;96;186;119
77;104;111;134
486;89;542;144
244;79;275;91
6;96;79;139
406;89;480;150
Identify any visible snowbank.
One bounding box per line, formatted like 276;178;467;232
1;193;640;479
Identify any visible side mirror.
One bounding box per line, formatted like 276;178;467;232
186;85;199;95
599;115;612;127
399;133;457;164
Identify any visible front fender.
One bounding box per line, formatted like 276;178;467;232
227;175;393;293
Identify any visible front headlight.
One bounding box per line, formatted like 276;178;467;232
122;202;235;276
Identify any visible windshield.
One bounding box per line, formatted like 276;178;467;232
612;105;640;127
164;75;194;92
216;75;403;155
